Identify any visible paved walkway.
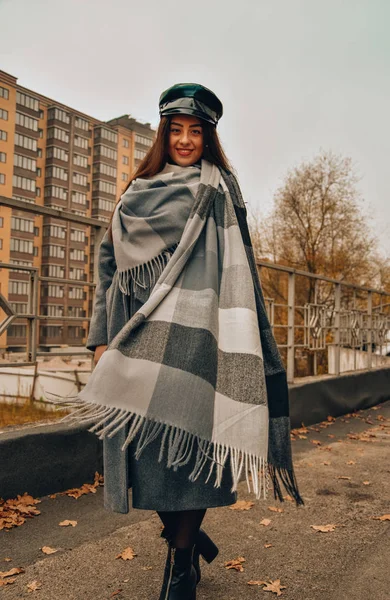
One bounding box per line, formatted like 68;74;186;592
1;401;389;600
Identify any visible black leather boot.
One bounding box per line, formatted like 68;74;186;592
159;543;197;600
161;527;218;583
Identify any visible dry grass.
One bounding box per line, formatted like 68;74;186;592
0;401;69;428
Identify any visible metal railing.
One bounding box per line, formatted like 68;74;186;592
257;261;390;382
1;195;390;382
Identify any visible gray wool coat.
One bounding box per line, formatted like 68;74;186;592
87;218;246;513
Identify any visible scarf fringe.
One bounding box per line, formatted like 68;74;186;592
267;462;305;506
118;244;179;296
53;397;271;500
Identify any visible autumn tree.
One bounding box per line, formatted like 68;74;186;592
254;150;376;281
249;150;390;374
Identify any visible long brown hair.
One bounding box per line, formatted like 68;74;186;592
107;116;233;239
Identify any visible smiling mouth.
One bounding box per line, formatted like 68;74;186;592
176;149;193;156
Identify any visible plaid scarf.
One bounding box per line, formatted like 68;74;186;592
59;160;303;505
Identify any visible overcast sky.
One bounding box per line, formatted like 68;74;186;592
1;0;389;255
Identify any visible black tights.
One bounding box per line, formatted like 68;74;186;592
158;509;206;549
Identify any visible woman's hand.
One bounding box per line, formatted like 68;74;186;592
94;345;108;365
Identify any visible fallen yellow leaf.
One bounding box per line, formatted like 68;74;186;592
116;547;137;561
229;500;254;511
311;524;337;532
248;579;287;596
336;476;351;480
268;506;284;513
264;543;273;548
260;518;272;526
225;557;246;572
372;514;390;521
0;567;24;578
59;520;77;527
27;580;42;592
41;546;58;555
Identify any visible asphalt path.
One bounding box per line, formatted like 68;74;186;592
1;401;389;600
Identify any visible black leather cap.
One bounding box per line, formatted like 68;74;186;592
159;83;223;126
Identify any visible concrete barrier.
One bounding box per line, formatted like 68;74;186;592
1;367;389;501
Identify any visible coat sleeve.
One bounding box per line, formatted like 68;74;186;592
86;230;117;352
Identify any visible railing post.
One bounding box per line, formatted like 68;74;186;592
287;272;295;383
367;291;373;369
334;283;341;376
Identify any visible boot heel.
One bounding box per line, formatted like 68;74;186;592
197;529;219;563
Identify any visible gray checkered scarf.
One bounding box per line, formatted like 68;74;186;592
58;159;303;505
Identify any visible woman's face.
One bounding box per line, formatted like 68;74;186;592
167;115;204;167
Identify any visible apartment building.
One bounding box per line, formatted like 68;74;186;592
0;70;155;351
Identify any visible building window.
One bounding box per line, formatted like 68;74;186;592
8;324;27;338
14;154;37;172
73;154;88;168
43;224;66;239
34;226;39;236
44;185;67;200
16;91;39;112
68;306;86;317
134;148;147;160
9;280;29;295
46;146;68;162
96;145;117;160
9;302;28;315
96;198;115;212
43;305;64;317
40;325;62;338
68;326;85;339
13;175;36;192
0;152;6;163
0;86;9;99
0;129;7;141
121;172;128;181
42;244;65;259
93;180;116;195
122;155;129;165
10;238;34;254
93;163;117;178
69;267;85;279
9;258;33;273
42;264;65;278
73;172;88;187
70;229;85;243
69;287;84;299
46;166;68;180
0;238;2;249
15;133;38;152
11;216;34;233
45;285;64;298
16;112;39;131
0;217;3;227
48;107;70;124
135;134;153;147
47;127;69;144
74;135;89;149
0;109;9;121
75;117;89;131
70;248;85;262
72;191;87;205
95;128;117;144
123;138;130;148
0;173;5;185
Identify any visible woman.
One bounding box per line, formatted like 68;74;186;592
65;83;303;600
